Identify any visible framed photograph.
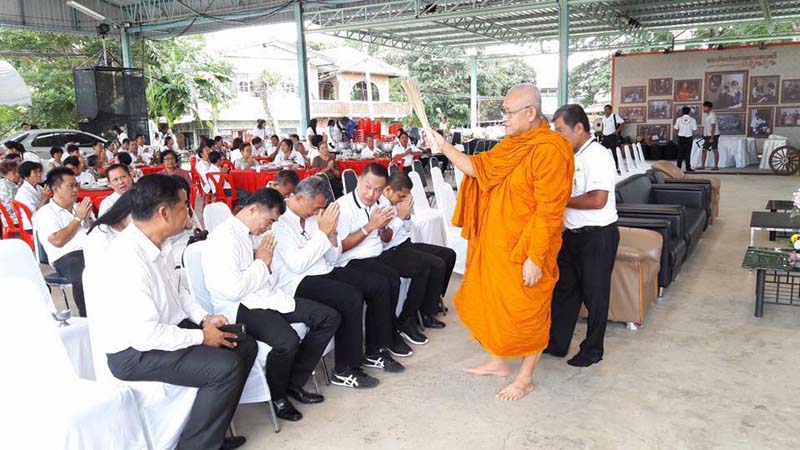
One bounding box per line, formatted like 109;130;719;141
648;99;673;121
777;107;800;127
749;76;779;105
781;79;800;103
637;124;669;144
717;113;746;135
674;103;702;123
649;78;673;97
748;107;774;138
674;79;702;102
619;106;646;123
704;71;747;111
621;86;646;104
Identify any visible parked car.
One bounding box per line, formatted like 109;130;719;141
1;129;107;160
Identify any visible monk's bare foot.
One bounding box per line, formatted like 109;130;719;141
496;379;533;401
463;359;510;377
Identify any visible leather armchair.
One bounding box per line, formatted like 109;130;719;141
651;160;720;223
580;227;662;328
646;169;712;229
618;216;682;288
615;174;708;257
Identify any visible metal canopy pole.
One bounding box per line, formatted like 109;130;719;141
557;0;569;106
120;27;132;68
470;57;478;130
295;1;311;133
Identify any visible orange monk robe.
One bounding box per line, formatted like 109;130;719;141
453;122;574;358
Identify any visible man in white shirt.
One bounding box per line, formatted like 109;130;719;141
361;135;378;159
274;138;306;168
273;176;385;388
15;161;51;228
600;104;624;173
252;136;266;157
391;131;422;172
99;175;255;450
701;101;720;171
548;104;620;368
63;156;95;186
674;106;698;172
268;169;300;198
335;163;416;361
267;135;281;159
377;172;456;334
32;168;95;317
99;164;133;216
202;188;339;421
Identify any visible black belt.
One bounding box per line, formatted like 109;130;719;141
565;222;617;234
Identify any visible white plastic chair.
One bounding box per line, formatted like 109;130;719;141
203;202;233;233
623;145;636;172
184;241;330;433
408;171;447;246
408;171;431;212
453;165;464;192
616;147;627;175
636;143;647;166
83;266;198;450
430;171;467;275
0;238;55;311
2;259;147;449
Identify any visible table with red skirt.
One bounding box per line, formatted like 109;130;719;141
228;168;311;193
78;187;113;213
336;158;391;174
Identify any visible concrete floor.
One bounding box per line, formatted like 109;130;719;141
231;174;800;450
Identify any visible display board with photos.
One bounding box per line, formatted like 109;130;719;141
619;106;646;123
778;107;800;127
649;78;673;97
621;86;646;104
638;124;670;144
674;79;702;102
750;76;780;105
717;113;746;135
704;71;748;111
648;99;672;121
674;103;702;123
748;107;774;138
781;79;800;103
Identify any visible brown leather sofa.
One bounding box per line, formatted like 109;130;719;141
650;160;720;223
581;227;662;327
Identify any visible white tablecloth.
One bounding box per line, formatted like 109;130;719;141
691;136;758;168
759;138;791;169
58;317;96;380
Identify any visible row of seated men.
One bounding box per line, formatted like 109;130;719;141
32;163;455;450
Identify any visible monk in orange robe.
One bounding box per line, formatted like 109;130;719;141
427;84;574;400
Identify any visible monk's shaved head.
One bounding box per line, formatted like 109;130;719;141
506;83;542;118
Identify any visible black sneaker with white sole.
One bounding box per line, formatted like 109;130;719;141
330;367;380;389
362;350;405;373
389;332;414;357
399;318;429;345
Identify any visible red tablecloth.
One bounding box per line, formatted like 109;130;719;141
78;188;113;213
140;165;164;176
229;168;309;193
336;158;391;174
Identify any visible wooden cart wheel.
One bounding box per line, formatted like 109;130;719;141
768;145;800;175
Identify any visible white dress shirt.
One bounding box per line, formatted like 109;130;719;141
33;200;93;263
14;181;42;228
392;143;417;167
195;158;213;193
703;112;718;136
377;195;412;250
202;216;295;323
274;150;306;166
360;146;377;159
674;114;698;138
335;190;387;267
76;170;96;186
601;113;624;136
306;146;320;163
564;138;618;230
93;224;209;354
83;224;123;269
98;191;121;217
272;205;341;296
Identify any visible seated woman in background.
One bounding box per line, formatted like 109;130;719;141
234;142;257;170
0;159;20;229
158;149;191;184
48;146;64;173
310;135;343;198
273;138;306;169
83;191;132;269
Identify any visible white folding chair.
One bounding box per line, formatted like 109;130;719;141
408;171;447;247
83;266;198;450
0;238;55;311
453;165;464;192
616;147;627;175
431;174;467;275
636;143;647;166
408;171;432;211
623;145;636;172
203;202;233;233
3;271;147;450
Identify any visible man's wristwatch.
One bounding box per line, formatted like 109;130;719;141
360;226;369;236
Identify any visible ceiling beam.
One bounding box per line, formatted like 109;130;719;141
330;29;465;58
759;0;773;27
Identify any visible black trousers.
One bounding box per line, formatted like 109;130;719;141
413;241;457;299
677;136;693;170
236;300;339;399
52;250;86;317
601;134;620;171
549;224;620;360
107;320;257;450
378;240;456;319
340;258;399;354
296;273;364;372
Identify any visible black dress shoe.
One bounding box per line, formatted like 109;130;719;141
286;385;325;404
543;347;567;358
422;314;446;329
567;352;602;367
273;397;303;421
221;436;247;450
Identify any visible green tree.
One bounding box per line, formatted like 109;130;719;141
569;56;612;106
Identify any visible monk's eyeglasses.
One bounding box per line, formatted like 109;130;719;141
502;104;535;118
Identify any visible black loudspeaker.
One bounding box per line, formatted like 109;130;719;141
73;67;150;144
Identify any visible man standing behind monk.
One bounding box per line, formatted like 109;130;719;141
427;84;574;400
